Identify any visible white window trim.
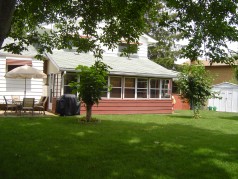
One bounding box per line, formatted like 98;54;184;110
123;77;136;99
149;78;160;99
137;78;148;99
109;76;123;99
160;79;172;99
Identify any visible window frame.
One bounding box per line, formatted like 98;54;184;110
63;72;78;95
149;78;160;99
109;76;122;99
136;78;148;99
160;79;172;99
124;77;136;99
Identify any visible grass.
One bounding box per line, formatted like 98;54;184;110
0;110;238;179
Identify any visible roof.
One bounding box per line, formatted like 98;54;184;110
0;38;38;57
46;50;178;78
141;34;158;44
212;82;238;88
183;60;236;66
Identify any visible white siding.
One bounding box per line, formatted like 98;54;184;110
138;36;149;58
47;60;59;74
99;35;150;58
0;56;45;103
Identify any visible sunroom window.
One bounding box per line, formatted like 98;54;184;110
150;79;160;98
110;77;122;98
124;78;135;98
137;78;148;98
64;73;77;94
101;77;108;98
161;79;171;98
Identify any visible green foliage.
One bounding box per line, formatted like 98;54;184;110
2;0;155;58
69;60;110;121
177;63;215;118
146;2;182;69
1;0;238;63
164;0;238;63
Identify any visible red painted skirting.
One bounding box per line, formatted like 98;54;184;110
173;94;190;110
80;99;173;114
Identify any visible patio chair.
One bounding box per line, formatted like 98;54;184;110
11;95;22;109
3;96;18;115
20;98;35;116
11;95;20;103
34;96;48;115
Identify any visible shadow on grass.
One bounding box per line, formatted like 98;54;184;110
220;115;238;121
0;116;237;178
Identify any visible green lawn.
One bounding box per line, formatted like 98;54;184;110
0;110;238;179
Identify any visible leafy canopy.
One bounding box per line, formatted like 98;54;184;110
3;0;154;58
163;0;238;63
1;0;238;63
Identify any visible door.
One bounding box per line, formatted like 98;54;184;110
48;73;62;110
218;90;233;112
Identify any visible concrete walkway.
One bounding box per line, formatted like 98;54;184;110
0;110;57;117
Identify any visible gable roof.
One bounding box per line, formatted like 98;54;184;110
0;38;38;57
46;50;178;78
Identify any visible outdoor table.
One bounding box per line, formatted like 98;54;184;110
13;100;23;114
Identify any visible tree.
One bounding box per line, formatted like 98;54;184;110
1;0;155;58
0;0;16;47
1;0;238;63
163;0;238;63
69;61;110;122
177;63;215;118
146;1;182;69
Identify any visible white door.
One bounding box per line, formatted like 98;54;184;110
226;91;233;112
218;90;233;112
219;91;226;111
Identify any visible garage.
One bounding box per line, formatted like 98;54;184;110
208;82;238;112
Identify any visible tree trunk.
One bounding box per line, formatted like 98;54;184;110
0;0;16;48
86;104;92;122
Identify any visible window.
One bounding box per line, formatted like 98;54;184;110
150;79;160;98
6;59;32;72
124;78;135;98
161;79;172;98
101;77;108;98
64;73;77;94
110;77;122;98
118;43;138;54
137;78;148;98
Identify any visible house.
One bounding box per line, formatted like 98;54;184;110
201;60;238;84
0;38;47;105
1;34;178;114
184;60;238;85
45;34;178;114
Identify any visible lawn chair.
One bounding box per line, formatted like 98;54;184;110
34;96;48;115
3;96;18;115
20;98;35;116
11;95;22;110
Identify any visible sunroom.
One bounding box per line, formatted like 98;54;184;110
45;50;178;114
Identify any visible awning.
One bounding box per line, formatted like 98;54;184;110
6;59;32;66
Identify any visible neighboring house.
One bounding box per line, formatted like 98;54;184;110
187;60;238;85
208;82;238;113
0;38;47;104
45;35;178;114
